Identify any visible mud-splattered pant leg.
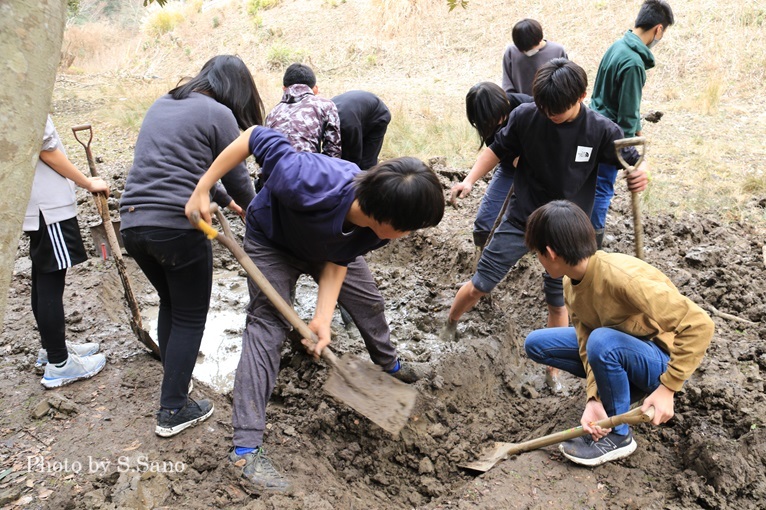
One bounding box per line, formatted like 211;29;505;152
335;256;398;371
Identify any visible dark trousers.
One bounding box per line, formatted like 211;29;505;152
31;266;68;364
122;227;212;409
232;237;398;448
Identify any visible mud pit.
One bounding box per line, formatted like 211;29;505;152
2;160;766;509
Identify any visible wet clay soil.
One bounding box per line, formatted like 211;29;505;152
2;151;766;510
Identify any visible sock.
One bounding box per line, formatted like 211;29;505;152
386;359;401;374
235;446;258;455
54;357;68;368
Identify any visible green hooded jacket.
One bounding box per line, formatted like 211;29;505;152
590;30;655;138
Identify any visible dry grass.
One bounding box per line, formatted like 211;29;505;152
60;0;766;225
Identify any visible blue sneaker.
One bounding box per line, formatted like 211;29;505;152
41;352;106;389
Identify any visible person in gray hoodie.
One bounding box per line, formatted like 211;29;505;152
120;55;264;438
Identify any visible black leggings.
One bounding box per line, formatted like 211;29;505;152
31;266;68;364
122;227;212;409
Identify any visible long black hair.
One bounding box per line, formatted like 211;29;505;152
466;82;512;149
170;55;265;130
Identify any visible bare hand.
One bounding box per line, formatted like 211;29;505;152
185;191;212;226
449;181;473;205
301;317;332;359
641;384;675;425
227;200;245;218
581;399;611;440
84;177;109;196
625;161;649;193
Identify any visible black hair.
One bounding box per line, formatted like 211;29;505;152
635;0;674;30
466;82;512;149
170;55;264;130
355;157;445;232
524;200;597;265
532;58;587;117
283;63;316;88
512;19;544;52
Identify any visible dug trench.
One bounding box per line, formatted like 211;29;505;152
1;164;766;510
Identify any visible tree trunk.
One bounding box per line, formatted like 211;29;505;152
0;1;67;330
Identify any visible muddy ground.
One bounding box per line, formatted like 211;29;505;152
2;86;766;510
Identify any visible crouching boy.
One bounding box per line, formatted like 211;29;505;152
523;200;713;466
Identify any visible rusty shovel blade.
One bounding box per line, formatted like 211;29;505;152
324;353;417;435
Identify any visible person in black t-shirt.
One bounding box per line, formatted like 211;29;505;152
444;58;649;365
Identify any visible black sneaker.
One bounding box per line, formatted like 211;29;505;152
559;430;637;466
155;398;214;437
229;447;291;492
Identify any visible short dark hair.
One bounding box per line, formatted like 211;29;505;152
170;55;265;130
466;82;512;149
355;157;444;232
512;19;544;52
283;63;316;88
525;200;597;265
635;0;674;30
532;58;587;117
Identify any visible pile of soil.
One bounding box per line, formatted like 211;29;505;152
2;141;765;509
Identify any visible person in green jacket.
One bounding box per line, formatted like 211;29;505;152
589;0;674;248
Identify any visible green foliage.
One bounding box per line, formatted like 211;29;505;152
67;0;80;18
212;16;220;28
447;0;468;11
144;9;184;36
144;0;168;6
246;0;281;15
266;43;305;70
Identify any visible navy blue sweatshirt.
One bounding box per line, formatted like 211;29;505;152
246;127;387;266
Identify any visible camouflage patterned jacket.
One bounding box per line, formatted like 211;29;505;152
265;84;342;158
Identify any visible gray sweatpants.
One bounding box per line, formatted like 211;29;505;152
232;236;398;448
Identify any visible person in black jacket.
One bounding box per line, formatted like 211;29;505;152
332;90;391;170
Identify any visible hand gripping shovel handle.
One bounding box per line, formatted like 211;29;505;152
191;209;341;367
614;136;648;260
461;406;655;472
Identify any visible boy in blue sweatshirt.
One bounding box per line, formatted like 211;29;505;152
186;126;444;492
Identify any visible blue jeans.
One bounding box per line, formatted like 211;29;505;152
590;163;618;232
525;327;669;434
473;166;514;247
473;220;563;306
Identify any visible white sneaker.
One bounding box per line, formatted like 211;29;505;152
41;352;107;389
35;341;100;373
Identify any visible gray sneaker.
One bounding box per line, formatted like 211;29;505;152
35;341;100;373
41;352;107;389
229;447;291;492
559;430;637;466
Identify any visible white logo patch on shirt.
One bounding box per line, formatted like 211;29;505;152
575;146;593;163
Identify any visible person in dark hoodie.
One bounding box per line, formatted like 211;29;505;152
120;55;264;439
331;90;391;170
589;0;674;247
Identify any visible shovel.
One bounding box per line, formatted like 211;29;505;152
191;208;417;435
614;136;648;260
71;124;161;359
460;406;655;473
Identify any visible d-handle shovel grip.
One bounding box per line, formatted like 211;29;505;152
71;124;100;178
190;210;341;367
614;136;648;173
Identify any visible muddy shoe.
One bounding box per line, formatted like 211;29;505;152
559;430;636;466
545;367;563;393
155;398;214;438
388;360;432;383
439;319;458;342
35;341;100;374
41;352;106;389
229;447;291;492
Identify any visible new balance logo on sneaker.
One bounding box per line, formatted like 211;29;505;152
155;398;214;438
559;430;637;466
41;352;107;389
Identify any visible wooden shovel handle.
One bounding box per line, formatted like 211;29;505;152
614;136;648;260
511;406;655;455
191;210;340;367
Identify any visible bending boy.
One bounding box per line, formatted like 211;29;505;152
185;126;444;491
524;200;713;466
447;58;648;334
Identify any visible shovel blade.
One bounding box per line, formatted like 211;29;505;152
323;353;417;435
459;442;519;473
